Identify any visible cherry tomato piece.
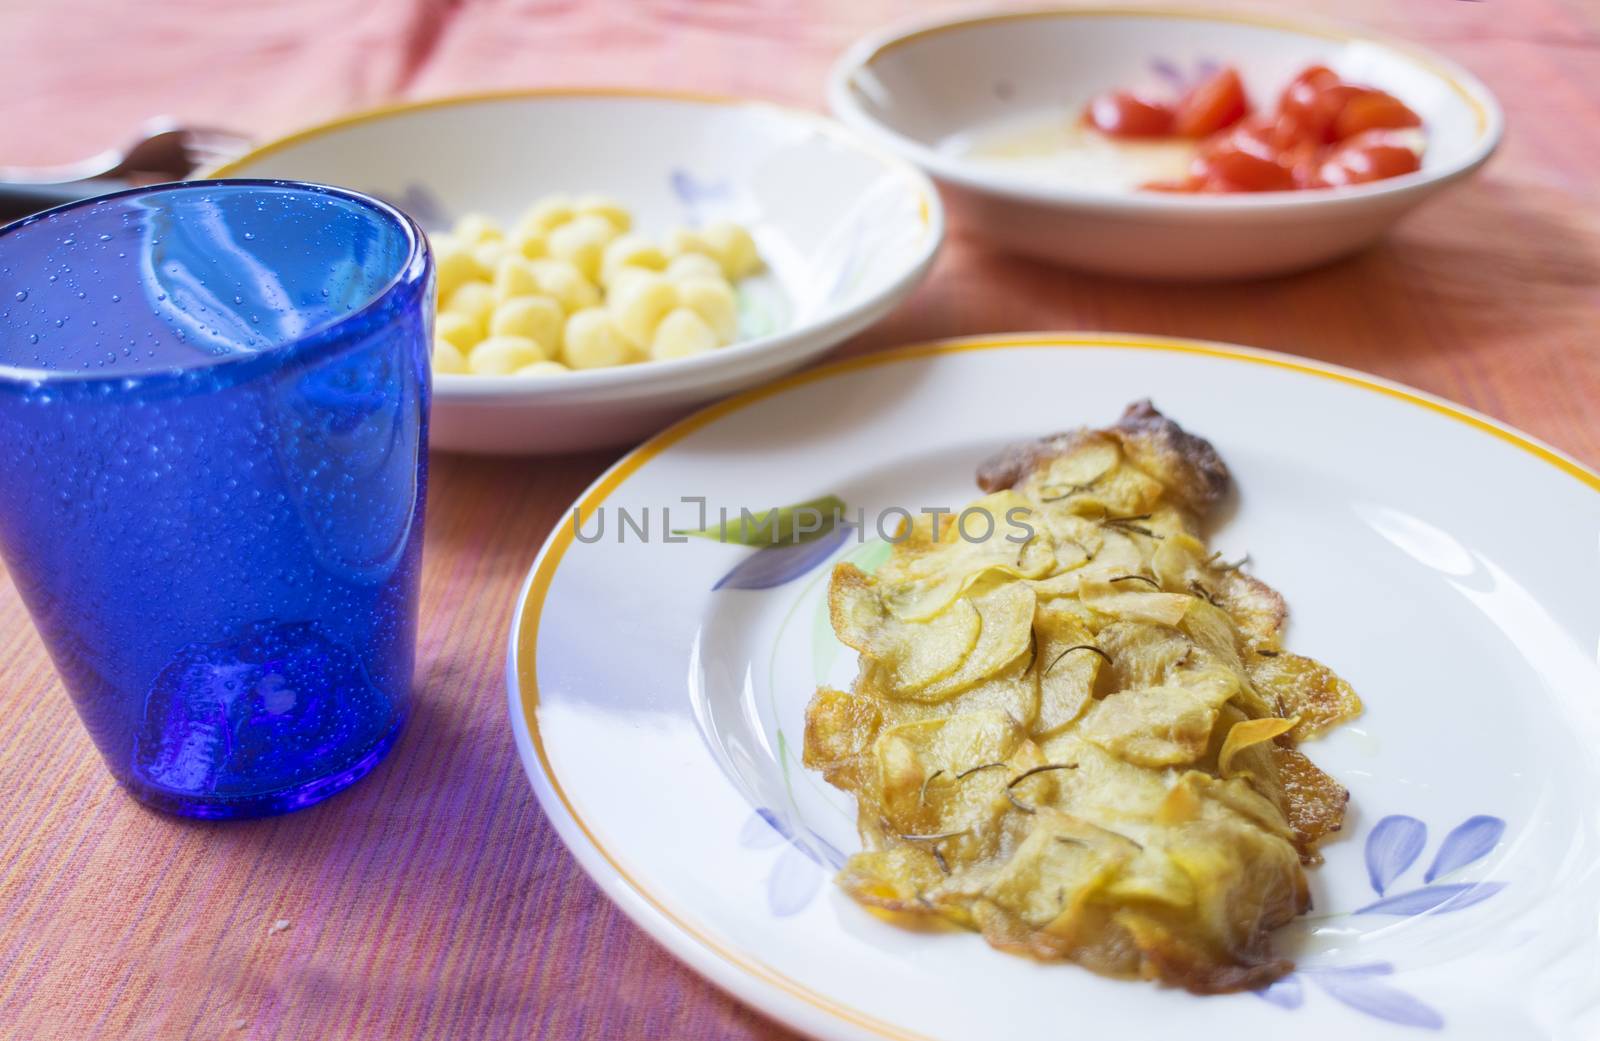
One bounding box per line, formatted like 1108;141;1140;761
1083;91;1176;137
1173;67;1250;137
1090;61;1427;194
1278;64;1340;107
1317;131;1421;186
1293;84;1365;144
1202;148;1294;191
1332;90;1422;140
1280;140;1325;189
1187;120;1292;191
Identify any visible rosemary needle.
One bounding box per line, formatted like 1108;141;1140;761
1044;644;1112;674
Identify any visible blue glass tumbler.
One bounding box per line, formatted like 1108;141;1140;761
0;180;432;818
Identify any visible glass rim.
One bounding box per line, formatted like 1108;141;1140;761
0;178;430;387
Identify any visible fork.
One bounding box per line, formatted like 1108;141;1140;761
0;117;251;223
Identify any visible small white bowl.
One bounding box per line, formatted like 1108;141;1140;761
829;7;1502;280
212;90;943;454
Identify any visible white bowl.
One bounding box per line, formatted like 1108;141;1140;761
828;7;1502;280
211;90;943;454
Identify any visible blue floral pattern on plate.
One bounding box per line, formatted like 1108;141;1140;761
370;183;451;231
1258;812;1507;1029
670;168;735;225
740;807;847;917
1149;56;1222;93
713;523;854;591
1261;962;1445;1030
1355;814;1507;915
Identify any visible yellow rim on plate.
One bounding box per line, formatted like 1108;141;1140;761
205;86;936;228
512;332;1596;1039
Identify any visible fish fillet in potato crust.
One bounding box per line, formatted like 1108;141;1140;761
803;401;1360;993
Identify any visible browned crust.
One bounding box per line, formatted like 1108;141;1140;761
1126;920;1294;994
1270;745;1351;862
976;400;1231;517
976;428;1097;498
1219;570;1288;643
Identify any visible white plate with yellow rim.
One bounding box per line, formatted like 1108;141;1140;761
829;8;1501;279
508;333;1600;1040
211;89;942;454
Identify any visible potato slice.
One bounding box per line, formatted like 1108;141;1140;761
837;846;947;913
1217;569;1287;642
863;661;1041;736
830;564;981;692
900;580;1038;703
1218;716;1298;778
1247;650;1362;741
1078;669;1238;768
1027;437;1122;499
1266;745;1350;859
872;710;1034;862
1031;601;1102;737
1080;579;1194;627
802;686;882;791
974;811;1140;929
1095;620;1191;690
1115;817;1304;993
1157;769;1295;843
876;491;1055;621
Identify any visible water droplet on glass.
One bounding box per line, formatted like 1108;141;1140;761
13;290;25;302
243;232;255;241
98;233;112;242
111;293;121;303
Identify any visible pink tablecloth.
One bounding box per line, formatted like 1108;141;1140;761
2;2;1598;1039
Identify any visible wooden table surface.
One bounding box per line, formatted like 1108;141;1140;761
1;1;1596;1038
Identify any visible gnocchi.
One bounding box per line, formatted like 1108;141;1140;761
492;256;542;304
663;252;722;284
435;311;482;354
432;340;469;375
434;239;489;302
529;258;602;313
443;281;496;336
562;308;634;370
600;234;668;286
547;214;619;282
675;276;739;342
489;296;563;355
609;272;679;349
430;196;763;378
469;335;548;375
516;360;570;377
650;307;719;361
